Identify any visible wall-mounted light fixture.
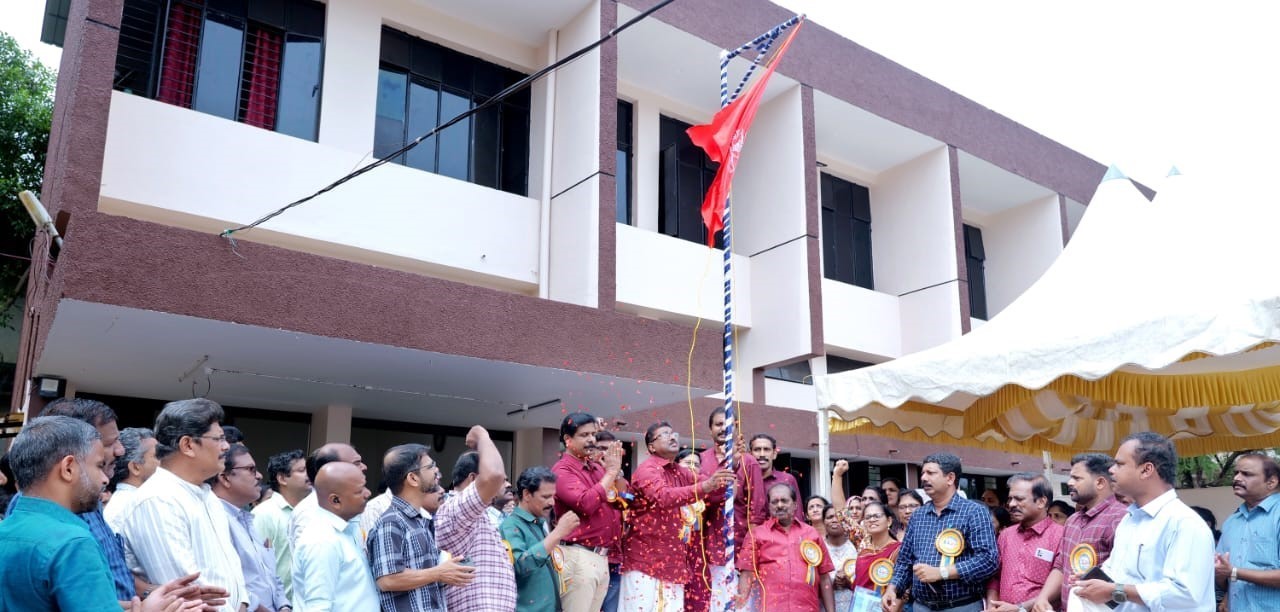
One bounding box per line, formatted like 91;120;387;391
35;375;67;399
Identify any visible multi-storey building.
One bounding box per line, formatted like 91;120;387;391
15;0;1102;496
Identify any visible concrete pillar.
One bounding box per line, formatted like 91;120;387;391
309;404;352;452
513;427;562;474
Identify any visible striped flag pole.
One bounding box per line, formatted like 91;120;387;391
715;16;802;611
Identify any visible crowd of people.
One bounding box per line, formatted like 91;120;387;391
0;397;1276;612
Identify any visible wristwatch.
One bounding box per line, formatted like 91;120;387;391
938;564;951;580
1112;583;1128;604
1230;567;1239;582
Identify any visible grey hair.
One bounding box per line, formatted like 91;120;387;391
154;398;225;460
1007;472;1054;502
110;427;155;490
10;416;101;489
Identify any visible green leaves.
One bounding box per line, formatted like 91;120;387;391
0;32;55;328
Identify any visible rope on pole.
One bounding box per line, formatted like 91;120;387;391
715;15;802;611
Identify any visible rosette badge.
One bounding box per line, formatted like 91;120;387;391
1069;543;1097;575
800;540;823;585
935;528;964;568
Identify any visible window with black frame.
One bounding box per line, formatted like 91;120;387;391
616;100;634;225
963;224;988;320
820;172;874;290
113;0;326;141
658;115;722;248
374;27;530;196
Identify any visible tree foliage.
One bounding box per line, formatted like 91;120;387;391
0;32;55;327
1178;449;1280;488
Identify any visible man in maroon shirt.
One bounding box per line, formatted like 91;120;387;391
737;482;836;612
621;421;733;610
552;413;625;611
750;434;806;524
1031;453;1127;612
687;408;767;611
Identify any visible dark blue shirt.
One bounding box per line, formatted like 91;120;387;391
7;492;136;600
890;492;998;607
0;495;122;611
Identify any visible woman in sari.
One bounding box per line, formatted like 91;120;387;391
853;501;901;593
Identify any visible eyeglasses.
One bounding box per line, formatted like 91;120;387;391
863;513;886;520
654;431;679;439
196;435;227;444
226;465;258;474
414;460;437;472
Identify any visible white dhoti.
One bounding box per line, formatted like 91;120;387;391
619;570;684;611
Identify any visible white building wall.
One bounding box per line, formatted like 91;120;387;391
870;147;956;297
547;1;602;307
614;224;752;326
740;238;812;370
100;93;541;291
821;280;901;359
979;194;1064;317
733;86;807;257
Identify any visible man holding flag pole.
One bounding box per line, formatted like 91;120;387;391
684;14;805;611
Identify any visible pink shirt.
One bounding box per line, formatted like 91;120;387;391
552;453;623;548
990;515;1065;606
699;447;768;566
738;518;835;612
762;470;807;524
622;455;707;583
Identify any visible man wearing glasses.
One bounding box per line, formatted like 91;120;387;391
619;422;734;610
120;398;248;612
212;444;292;612
882;453;998;612
367;443;475;612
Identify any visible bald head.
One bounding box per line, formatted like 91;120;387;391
306;443;365;483
315;461;369;521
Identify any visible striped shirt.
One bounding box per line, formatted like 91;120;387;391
435;483;518;611
119;467;248;612
890;492;998;608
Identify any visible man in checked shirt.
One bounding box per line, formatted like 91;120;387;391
1032;453;1127;612
434;426;518;611
883;453;998;612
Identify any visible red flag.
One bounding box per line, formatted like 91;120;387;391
686;22;803;246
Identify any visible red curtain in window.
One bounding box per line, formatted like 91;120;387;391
243;28;282;130
156;3;201;108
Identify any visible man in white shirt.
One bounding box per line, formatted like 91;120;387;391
292;461;378;612
288;443;366;551
253;449;310;601
1075;431;1214;611
119;399;249;612
104;427;159;533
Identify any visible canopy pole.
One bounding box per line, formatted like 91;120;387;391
817;405;831;499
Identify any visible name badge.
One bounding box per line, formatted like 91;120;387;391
1035;547;1054;562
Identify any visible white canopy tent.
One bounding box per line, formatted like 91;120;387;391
814;170;1280;459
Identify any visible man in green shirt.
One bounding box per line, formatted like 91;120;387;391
500;466;581;612
1;415;207;612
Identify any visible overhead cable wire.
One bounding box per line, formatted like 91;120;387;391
221;0;679;240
